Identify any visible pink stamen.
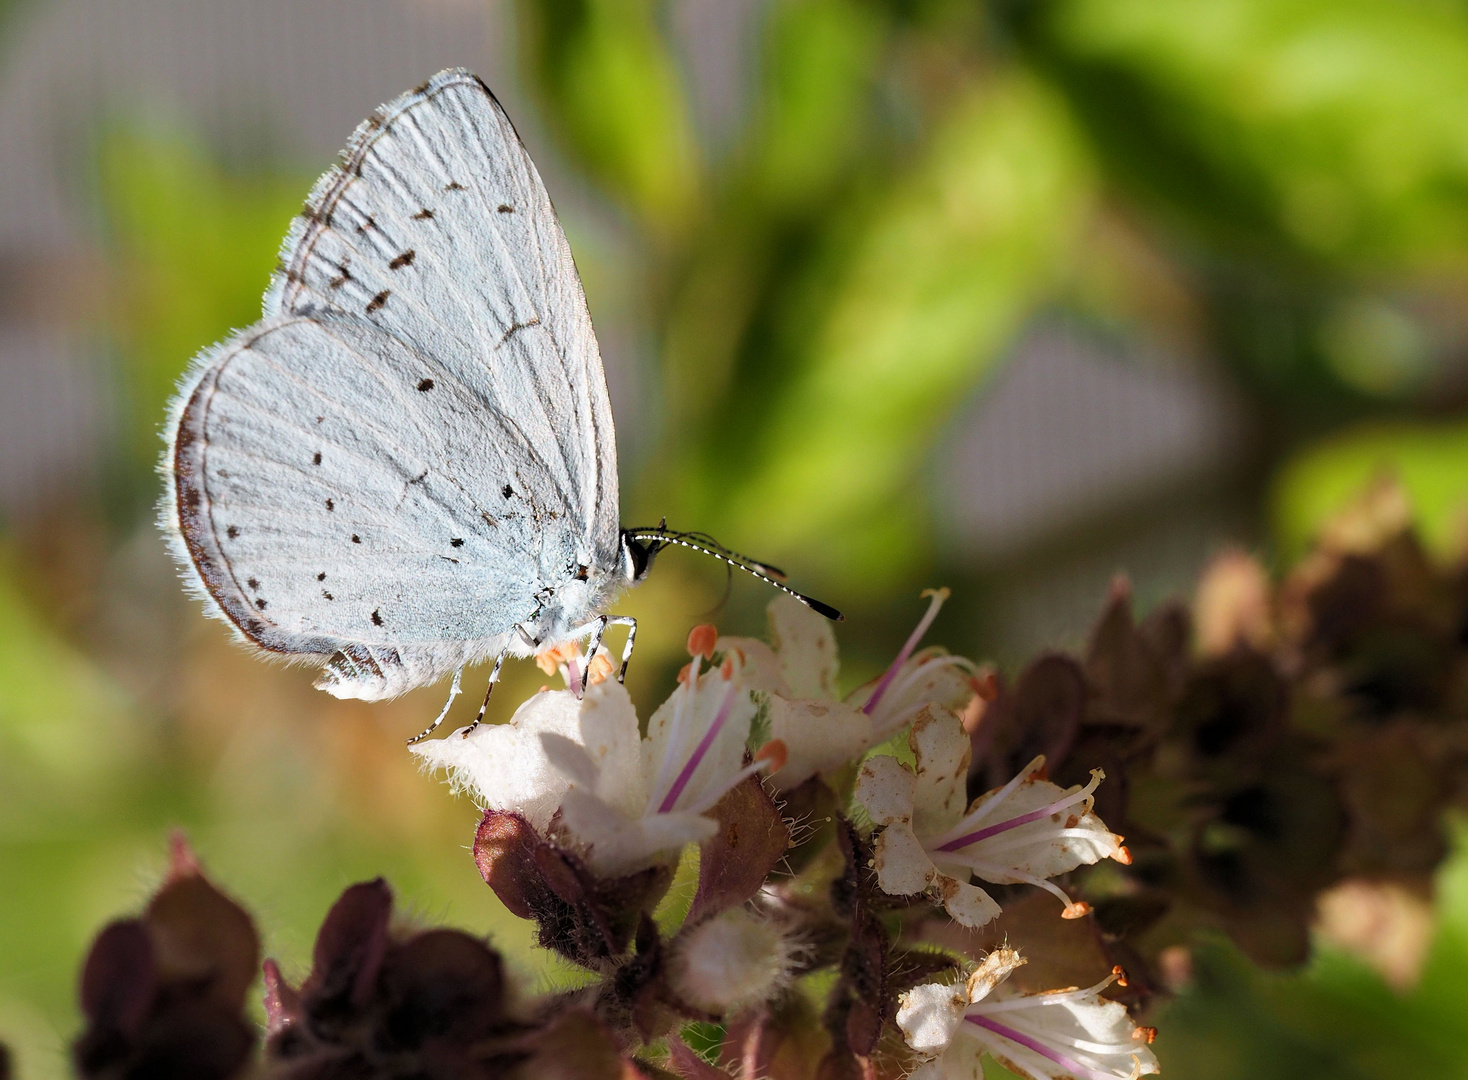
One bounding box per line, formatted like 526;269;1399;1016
567;654;582;698
658;680;739;813
936;775;1100;853
965;1015;1122;1080
863;588;949;717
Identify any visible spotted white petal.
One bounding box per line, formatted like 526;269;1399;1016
896;981;968;1054
937;875;1003;928
853;753;916;826
908;710;971;834
872;821;935;896
767;695;873;791
767;593;840;699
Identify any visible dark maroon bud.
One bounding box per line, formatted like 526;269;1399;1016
667;1038;729;1079
685;775;790;926
302;878;392;1016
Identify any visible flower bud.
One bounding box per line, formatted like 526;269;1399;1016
669;908;798;1015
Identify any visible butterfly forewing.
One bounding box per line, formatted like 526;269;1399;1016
266;69;618;564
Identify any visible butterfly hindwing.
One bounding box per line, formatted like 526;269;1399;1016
169;315;563;698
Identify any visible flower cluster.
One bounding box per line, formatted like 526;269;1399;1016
71;483;1468;1077
402;588;1142;1078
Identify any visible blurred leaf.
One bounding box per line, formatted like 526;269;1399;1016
684;72;1093;589
659;0;888;446
1272;419;1468;559
0;544;137;817
516;0;699;232
97;127;305;474
1153;822;1468;1079
746;0;888;214
1021;0;1468;271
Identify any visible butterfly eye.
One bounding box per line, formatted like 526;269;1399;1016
574;564;590;581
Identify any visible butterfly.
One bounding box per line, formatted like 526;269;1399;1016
162;69;838;742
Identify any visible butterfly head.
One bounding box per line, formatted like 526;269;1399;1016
619;528;666;584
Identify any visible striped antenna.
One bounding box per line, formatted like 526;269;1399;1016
625;526;843;621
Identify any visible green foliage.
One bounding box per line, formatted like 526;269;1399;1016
685;75;1092;584
515;0;700;233
1021;0;1468;272
1273;419;1468;559
1156;826;1468;1080
96;127;307;471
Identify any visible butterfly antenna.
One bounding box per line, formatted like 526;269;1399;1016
678;529;789;581
626;527;843;621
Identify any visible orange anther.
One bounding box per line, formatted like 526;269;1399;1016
1133;1027;1156;1044
1115;844;1133;866
588;653;614;685
720;656;734;679
687;624;718;659
676;662;692;685
756;739;789;775
1111;964;1129;987
536;642;579;676
1061;901;1091;920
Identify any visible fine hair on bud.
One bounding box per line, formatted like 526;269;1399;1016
668;906;803;1015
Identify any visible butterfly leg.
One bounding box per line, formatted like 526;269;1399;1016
607;616;637;682
578;615;610;695
404;667;463;746
568;615;639;693
455;642;517;740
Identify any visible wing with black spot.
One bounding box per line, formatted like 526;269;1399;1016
167;316;556;697
265;68;619;570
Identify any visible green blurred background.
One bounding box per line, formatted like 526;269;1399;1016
4;0;1468;1076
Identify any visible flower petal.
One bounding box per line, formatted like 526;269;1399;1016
410;689;582;832
873;821;938;896
576;681;648;817
719;636;791;697
965;947;1026;1003
644;670;756;814
559;788;717;877
768;594;840;699
971;986;1160;1080
944;765;1126;884
768;696;874;791
847;646;977;735
896;981;967;1054
909;710;972;834
937;875;1002;929
854;753;916;826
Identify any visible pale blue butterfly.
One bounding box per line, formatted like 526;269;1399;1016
163;69;839;742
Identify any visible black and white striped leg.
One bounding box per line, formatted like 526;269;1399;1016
459;640;516;740
405;668;463;746
579;615;609;695
607;616;637;682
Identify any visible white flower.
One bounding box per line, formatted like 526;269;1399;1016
719;588;979;790
897;949;1160;1080
413;638;780;877
853;710;1129;928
